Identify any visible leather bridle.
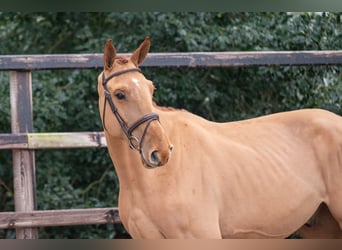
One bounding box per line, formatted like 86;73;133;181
101;68;160;168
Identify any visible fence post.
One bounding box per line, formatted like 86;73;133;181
10;71;38;239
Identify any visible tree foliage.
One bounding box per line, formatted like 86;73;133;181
0;12;341;238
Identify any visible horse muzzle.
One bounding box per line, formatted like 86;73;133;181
143;143;174;169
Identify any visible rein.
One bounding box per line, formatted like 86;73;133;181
101;68;160;168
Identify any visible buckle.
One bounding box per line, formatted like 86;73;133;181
128;136;140;151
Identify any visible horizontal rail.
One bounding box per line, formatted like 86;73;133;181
0;51;342;70
0;132;107;149
0;207;120;229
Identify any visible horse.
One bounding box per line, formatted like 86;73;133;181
97;36;342;239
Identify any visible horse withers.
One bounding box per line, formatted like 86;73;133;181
97;37;342;239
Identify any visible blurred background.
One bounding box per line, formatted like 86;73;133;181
0;12;341;238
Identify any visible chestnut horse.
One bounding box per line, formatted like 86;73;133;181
97;37;342;238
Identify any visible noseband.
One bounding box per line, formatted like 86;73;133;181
101;68;160;168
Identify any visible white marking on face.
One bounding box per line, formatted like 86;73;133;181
132;77;140;87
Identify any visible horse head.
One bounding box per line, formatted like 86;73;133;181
98;37;173;168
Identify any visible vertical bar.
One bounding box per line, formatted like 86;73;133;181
10;71;38;239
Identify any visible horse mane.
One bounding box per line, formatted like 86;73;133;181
153;101;178;112
153;102;192;117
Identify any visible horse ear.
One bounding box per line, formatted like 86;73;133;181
131;36;150;66
104;39;116;70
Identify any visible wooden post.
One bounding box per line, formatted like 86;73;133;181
10;71;38;239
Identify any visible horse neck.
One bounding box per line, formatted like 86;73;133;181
105;132;151;189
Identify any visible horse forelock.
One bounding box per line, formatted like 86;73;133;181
115;56;129;65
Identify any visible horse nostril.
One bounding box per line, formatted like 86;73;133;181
150;150;161;166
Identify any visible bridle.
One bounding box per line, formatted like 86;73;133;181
101;67;160;168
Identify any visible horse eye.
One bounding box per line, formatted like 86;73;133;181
115;91;126;100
